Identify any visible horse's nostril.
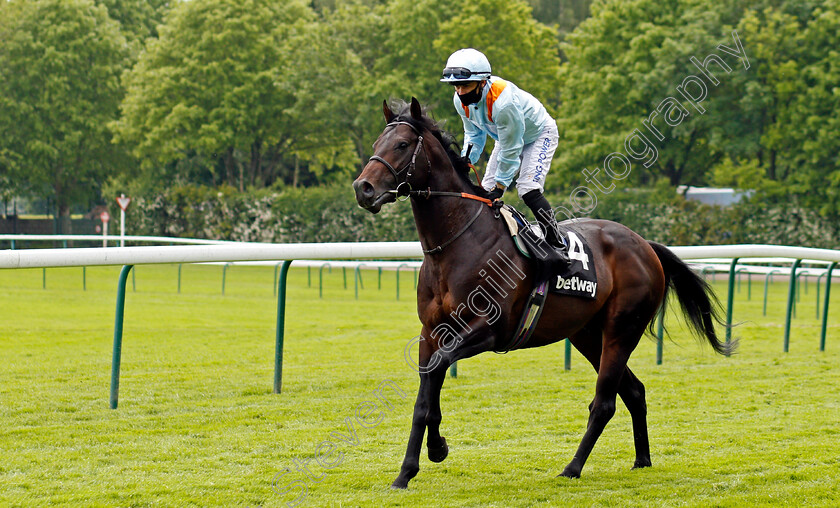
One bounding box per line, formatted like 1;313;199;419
360;181;375;198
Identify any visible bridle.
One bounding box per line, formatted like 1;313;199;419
368;121;429;200
366;120;496;255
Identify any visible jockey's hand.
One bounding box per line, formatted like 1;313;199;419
488;187;504;201
459;154;475;169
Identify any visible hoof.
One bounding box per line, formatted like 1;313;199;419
391;466;418;489
558;466;581;479
632;458;652;469
428;437;449;463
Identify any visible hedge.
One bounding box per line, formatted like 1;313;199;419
126;184;840;249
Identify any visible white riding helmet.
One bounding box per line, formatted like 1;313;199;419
440;48;491;83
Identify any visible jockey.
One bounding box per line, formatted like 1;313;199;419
441;48;567;260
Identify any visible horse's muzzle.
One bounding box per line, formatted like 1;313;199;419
352;178;392;213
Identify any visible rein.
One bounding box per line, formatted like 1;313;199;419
367;121;495;255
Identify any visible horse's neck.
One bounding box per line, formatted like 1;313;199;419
410;164;492;256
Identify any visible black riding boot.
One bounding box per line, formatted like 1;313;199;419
521;190;569;265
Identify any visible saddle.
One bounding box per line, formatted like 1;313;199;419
498;204;598;300
494;203;601;353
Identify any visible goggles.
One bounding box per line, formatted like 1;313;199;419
441;67;489;81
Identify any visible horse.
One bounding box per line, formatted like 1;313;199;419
352;97;732;489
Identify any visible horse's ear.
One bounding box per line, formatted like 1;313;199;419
383;100;395;124
410;97;423;120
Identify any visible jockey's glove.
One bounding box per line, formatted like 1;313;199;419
488;187;504;201
459;154;475;169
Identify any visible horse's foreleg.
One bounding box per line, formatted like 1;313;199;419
617;367;651;469
392;373;430;489
425;367;449;463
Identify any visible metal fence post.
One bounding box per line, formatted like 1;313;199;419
355;263;366;300
783;259;803;352
725;257;739;353
110;265;134;409
763;270;779;316
222;263;231;295
274;260;293;394
319;263;331;299
820;262;836;352
396;263;409;301
656;304;665;365
564;338;572;371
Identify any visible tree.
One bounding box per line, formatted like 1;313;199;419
94;0;173;44
526;0;593;40
0;0;129;228
113;0;316;191
734;0;840;215
552;0;749;195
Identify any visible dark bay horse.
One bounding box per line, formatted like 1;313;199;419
352;98;732;489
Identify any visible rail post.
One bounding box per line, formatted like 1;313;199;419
273;262;287;297
656;304;665;365
763;269;780;316
396;263;409;301
110;265;134;409
820;262;836;351
354;263;366;300
222;263;231;295
793;270;811;318
274;260;293;394
319;263;331;299
564;338;572;371
816;271;826;319
783;259;803;352
725;257;739;353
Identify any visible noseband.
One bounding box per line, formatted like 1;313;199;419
368;121;430;199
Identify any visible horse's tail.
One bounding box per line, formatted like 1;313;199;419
648;241;735;356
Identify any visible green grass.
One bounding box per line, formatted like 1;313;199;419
1;264;839;507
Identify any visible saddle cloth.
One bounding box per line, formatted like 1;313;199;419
499;205;598;300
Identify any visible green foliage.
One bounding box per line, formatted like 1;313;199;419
94;0;172;44
0;0;130;219
553;0;744;190
526;0;594;39
112;0;317;190
563;187;840;248
128;184;417;243
5;0;840;238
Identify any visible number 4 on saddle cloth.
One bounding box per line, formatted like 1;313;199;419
498;204;598;300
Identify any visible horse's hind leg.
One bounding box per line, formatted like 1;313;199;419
561;320;646;478
618;367;651;469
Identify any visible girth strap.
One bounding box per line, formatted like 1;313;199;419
498;279;549;353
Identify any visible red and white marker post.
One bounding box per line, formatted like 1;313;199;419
115;194;131;247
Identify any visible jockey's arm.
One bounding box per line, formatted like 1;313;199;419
492;105;526;188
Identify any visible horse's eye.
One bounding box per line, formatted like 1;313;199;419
396;141;409;150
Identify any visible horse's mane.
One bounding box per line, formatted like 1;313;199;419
390;100;490;198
